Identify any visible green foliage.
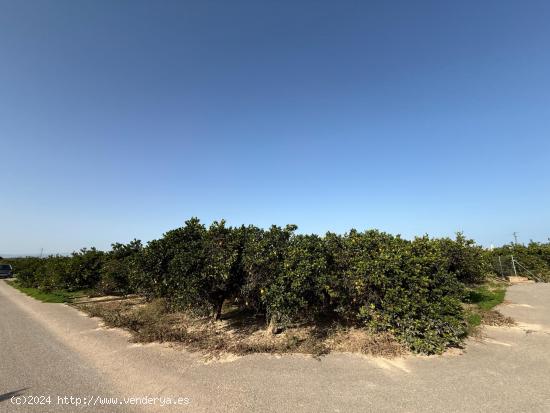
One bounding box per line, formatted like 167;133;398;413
39;255;71;290
489;241;550;281
264;234;330;326
99;240;143;294
324;231;466;354
7;257;44;287
10;218;503;354
134;218;206;300
64;248;105;290
8;255;72;290
167;220;245;318
438;233;488;284
133;218;245;318
199;221;246;318
240;224;297;315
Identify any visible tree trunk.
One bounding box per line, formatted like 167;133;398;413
268;317;283;334
214;298;224;320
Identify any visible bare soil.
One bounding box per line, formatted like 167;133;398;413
74;298;407;358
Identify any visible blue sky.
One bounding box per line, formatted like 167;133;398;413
1;0;549;255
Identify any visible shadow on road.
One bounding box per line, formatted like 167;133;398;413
0;388;29;403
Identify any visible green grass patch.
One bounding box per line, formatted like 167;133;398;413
7;280;89;303
463;282;509;332
464;287;506;310
466;312;482;327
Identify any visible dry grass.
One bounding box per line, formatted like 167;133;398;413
481;310;515;327
75;298;406;359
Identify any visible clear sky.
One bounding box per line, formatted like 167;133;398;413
1;0;549;255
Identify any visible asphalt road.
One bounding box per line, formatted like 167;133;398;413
1;279;549;413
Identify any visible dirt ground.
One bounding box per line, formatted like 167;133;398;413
75;297;407;358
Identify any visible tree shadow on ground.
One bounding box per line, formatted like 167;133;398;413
0;388;29;403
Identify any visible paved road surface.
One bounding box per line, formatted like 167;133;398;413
1;280;549;412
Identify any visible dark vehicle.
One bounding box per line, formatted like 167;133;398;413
0;264;13;278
